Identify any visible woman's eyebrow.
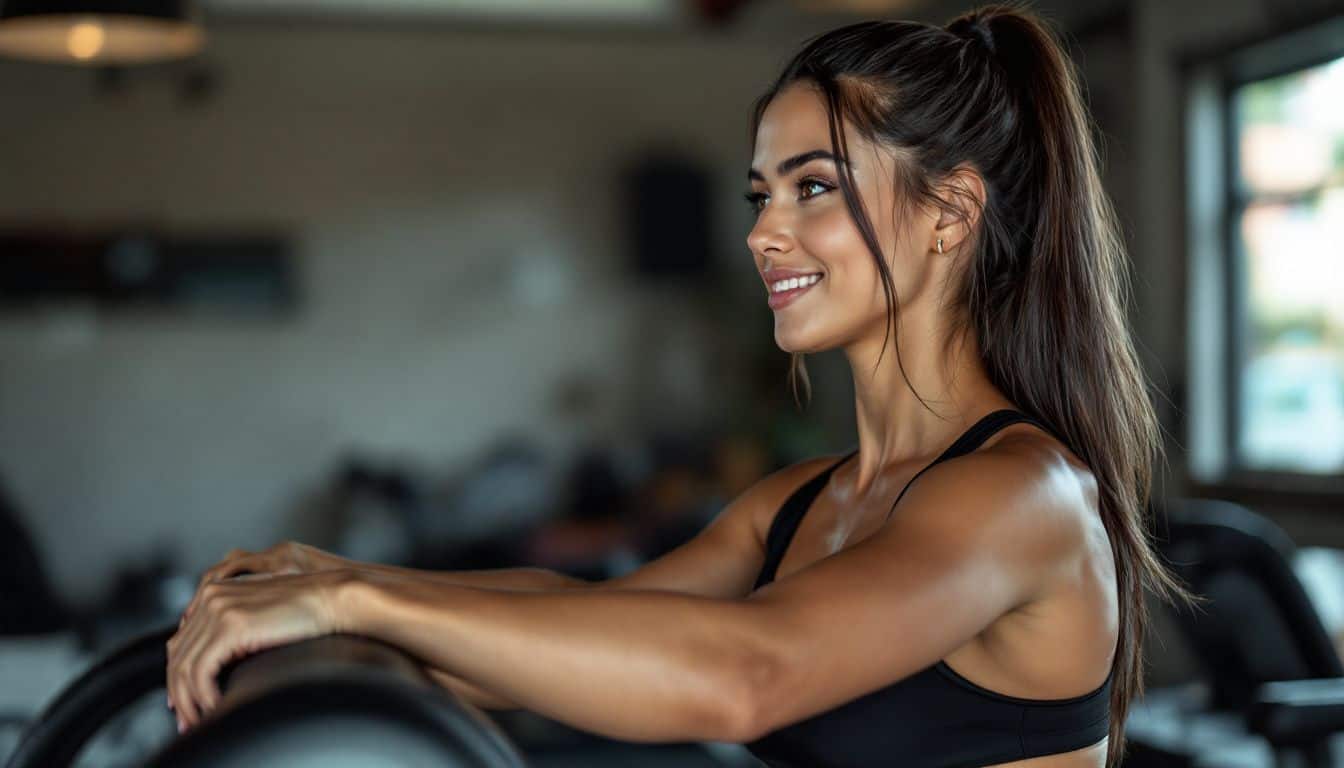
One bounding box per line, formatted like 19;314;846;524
747;149;847;181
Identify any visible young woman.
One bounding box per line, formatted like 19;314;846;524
167;4;1189;766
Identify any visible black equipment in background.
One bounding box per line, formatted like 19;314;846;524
1126;498;1344;768
0;228;295;315
0;475;68;635
3;626;528;768
623;153;714;280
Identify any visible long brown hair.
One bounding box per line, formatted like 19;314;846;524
749;3;1193;764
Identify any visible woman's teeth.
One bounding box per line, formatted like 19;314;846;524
770;274;822;293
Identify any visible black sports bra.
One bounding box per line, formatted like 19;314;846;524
744;409;1112;768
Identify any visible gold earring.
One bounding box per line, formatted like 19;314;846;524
936;238;944;254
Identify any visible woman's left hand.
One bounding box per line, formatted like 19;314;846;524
166;569;359;732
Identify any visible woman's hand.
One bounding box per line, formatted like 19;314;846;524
166;569;360;732
183;541;347;621
197;540;346;588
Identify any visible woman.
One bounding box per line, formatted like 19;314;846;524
167;4;1190;766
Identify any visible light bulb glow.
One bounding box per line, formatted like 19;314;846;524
66;20;106;60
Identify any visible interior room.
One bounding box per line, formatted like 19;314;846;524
1;0;1342;765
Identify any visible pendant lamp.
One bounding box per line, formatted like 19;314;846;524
0;1;203;65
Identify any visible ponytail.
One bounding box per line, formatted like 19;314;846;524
947;8;1197;764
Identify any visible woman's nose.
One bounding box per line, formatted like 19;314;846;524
747;208;793;259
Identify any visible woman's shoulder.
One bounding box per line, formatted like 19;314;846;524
909;423;1101;569
980;419;1099;509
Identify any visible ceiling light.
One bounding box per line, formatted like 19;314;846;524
0;1;204;65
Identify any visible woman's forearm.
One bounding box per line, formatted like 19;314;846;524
347;563;594;710
340;571;767;743
423;666;522;710
355;563;594;593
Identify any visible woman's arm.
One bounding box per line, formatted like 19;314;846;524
192;554;593;710
196;541;597;594
342;576;768;743
339;459;838;722
362;563;593;593
386;567;589;710
423;666;523;710
171;448;1087;742
187;458;830;717
329;448;1085;745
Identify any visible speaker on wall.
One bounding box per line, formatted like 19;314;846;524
623;153;714;280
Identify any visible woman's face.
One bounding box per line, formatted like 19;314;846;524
747;82;936;355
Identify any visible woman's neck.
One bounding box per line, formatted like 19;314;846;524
842;324;1012;497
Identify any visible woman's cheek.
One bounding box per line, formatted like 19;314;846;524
798;207;864;268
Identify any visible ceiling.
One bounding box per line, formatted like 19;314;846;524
199;0;950;27
197;0;1126;37
203;0;686;23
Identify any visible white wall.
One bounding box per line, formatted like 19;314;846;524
0;21;787;604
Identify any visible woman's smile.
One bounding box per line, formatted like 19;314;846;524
765;271;824;310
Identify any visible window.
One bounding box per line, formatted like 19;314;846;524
1186;15;1344;489
1231;57;1344;475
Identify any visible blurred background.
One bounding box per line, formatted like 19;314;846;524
0;0;1341;765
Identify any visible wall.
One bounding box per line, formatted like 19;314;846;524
5;0;1341;608
0;20;788;604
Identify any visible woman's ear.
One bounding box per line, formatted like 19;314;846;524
931;164;986;254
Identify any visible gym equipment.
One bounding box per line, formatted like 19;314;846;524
5;625;528;768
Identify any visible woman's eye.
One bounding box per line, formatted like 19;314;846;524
799;179;832;199
747;178;827;215
742;178;833;215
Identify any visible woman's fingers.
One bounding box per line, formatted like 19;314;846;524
170;574;338;730
166;622;190;728
184;543;315;623
202;549;254;585
175;579;221;728
186;554;260;620
174;582;235;729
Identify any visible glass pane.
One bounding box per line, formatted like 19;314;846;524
1235;55;1344;196
1237;189;1344;473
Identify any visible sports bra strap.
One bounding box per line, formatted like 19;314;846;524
755;409;1054;588
884;408;1054;521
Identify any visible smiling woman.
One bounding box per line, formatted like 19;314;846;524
166;4;1192;768
735;4;1195;765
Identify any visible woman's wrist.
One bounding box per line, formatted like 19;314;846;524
329;567;386;635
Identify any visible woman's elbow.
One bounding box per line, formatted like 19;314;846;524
713;649;786;744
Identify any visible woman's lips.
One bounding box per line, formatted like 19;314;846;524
768;276;821;310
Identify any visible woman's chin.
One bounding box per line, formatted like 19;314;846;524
774;328;827;355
